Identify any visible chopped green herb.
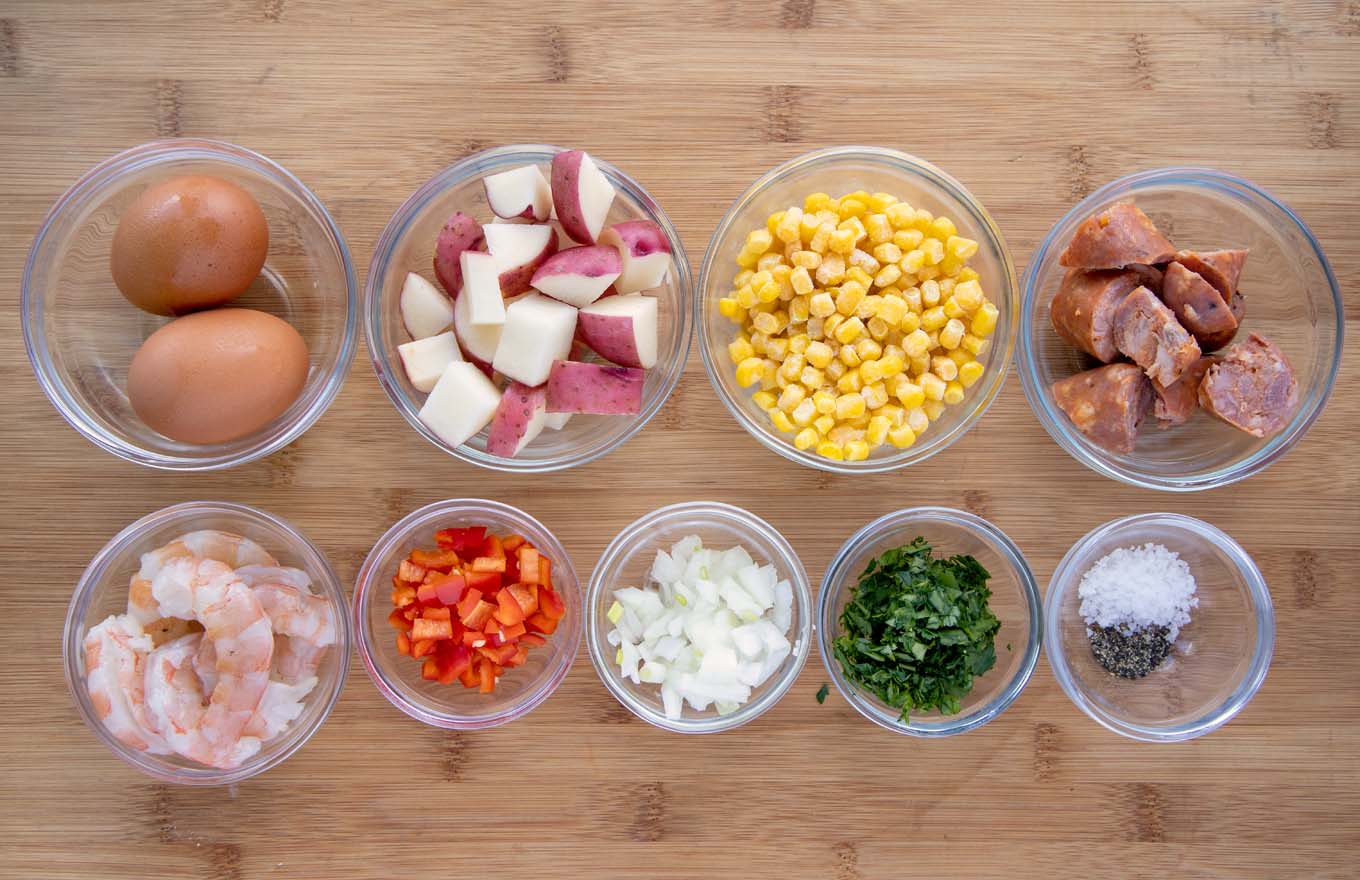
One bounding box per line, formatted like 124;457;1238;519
832;536;1000;721
1007;643;1012;652
815;683;830;704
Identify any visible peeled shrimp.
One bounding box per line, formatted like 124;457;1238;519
128;531;276;625
235;566;337;684
83;615;171;755
243;676;318;741
141;557;274;768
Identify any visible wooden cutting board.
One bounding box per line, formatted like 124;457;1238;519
1;2;1356;877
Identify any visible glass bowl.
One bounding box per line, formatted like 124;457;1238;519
364;144;692;473
1019;167;1344;491
354;499;581;729
697;146;1018;473
62;501;352;785
1044;513;1273;742
586;501;813;733
818;507;1041;736
22;139;358;470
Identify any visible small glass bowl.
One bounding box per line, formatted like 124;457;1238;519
1019;167;1344;491
1044;513;1273;742
354;499;581;729
818;507;1042;736
697;146;1018;473
23;139;358;470
586;501;813;733
364;144;692;473
63;501;352;785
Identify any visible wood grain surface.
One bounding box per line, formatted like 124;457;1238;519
2;2;1358;878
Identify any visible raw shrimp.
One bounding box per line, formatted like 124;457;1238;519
235;566;337;684
243;676;318;740
83;615;170;755
127;530;277;625
142;558;274;768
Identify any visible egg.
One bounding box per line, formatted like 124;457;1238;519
111;175;269;316
127;308;309;445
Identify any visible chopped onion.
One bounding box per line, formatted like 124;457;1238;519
609;534;794;720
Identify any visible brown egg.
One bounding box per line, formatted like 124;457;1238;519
111;175;269;316
127;308;309;445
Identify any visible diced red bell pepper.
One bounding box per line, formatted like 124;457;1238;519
462;629;488;649
388;608;414;631
411;638;437;658
435;526;486;554
465;570;502;594
398;559;428;584
497;621;526;644
517;547;540;584
502;534;527;553
458;661;480;688
415;581;440;605
410;548;460;572
539;556;552;588
454;588;483;620
471;556;507;573
481;534;505;560
396;632;412;655
430;573;468;606
421;658;440;680
422;605;452;621
494;588;526;626
526;612;559;635
478;659;496;694
538;585;566;621
391;585;417;608
519;632;546;647
506;584;538;616
478;643;518;666
460;600;496;630
505;645;529;667
412;617;453;641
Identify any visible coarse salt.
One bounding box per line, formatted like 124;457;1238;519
1078;543;1198;642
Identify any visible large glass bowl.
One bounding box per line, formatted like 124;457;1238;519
818;507;1042;736
364;144;692;473
23;139;358;470
63;501;352;784
698;146;1017;473
1019;167;1343;491
1044;513;1273;742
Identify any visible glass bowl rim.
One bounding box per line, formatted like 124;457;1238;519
696;144;1018;474
353;497;583;729
1016;165;1345;492
61;499;353;784
21;137;359;472
816;505;1043;737
1042;511;1275;743
585;500;814;734
362;143;694;474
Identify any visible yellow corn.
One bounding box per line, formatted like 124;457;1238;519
808;291;836;319
809;222;834;254
940;318;965;350
728;337;754;364
920;372;946;401
952;279;984;311
826;359;846;381
775;208;803;244
876;295;908;327
807;316;825;339
861;382;889;409
804;192;832;213
837;197;867;218
894;378;925;409
962;333;987;356
871;242;902;265
912;207;935;229
838;344;861;368
770;410;795;432
835;282;866;316
900;249;926;273
942;297;966;320
958;360;984;388
938;276;957;295
865;213;893;244
873;263;903;289
815;253;846;286
799;365;826;390
848;248;881;275
829;227;857;255
792;249;821;271
777;383;806;410
877;353;905;378
787;332;810;354
930;216;957;240
948;347;973;368
844;266;874;291
903;328;931;358
909;354;931;376
907;407;929;434
885;202;915;229
814;414;836;435
719;297;743;321
836;370;863;393
960;267;980;283
893;228;925;251
921;307;948;332
812;389;837;415
845;440;870;461
917;264;940;282
921;279;942;307
766;336;790;361
793;427;819;450
930;355;959;382
946;234;978;260
943;381;965;405
757;252;785;273
854;338;884;362
816;441;844;461
866;415;891;446
791;398;817;426
756;281;781;304
972;302;999;337
923;399;945;420
789;295;811;324
735;357;765;387
752;390;777;410
834;317;865;345
789;266;814;296
745;229;773;256
803;340;834;369
735;285;758;309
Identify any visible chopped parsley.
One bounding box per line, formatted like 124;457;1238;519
815;683;830;704
832;537;1000;720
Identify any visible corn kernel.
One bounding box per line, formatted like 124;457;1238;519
814;414;836;436
972;302;999;337
745;229;773;256
859;358;883;384
765;336;789;361
735;357;765;387
835;282;866;316
837;197;867;218
912;207;935;229
815;253;846;286
832;317;863;345
945;234;978;260
901;249;926;273
825;358;846;381
938;275;958;295
941;380;964;405
940;318;966;350
926;329;941;350
792;249;821;271
923;399;945;420
874;295;906;327
838;215;867;241
752;390;777;410
728;337;755;364
804;192;832;213
886;202;915;229
907;407;930;434
807;316;825;339
757;282;781;304
921;307;948;332
851;338;881;361
836;370;863;393
870;242;902;265
829;227;857;255
930;216;957;240
962;333;987;356
812;389;837;415
894;379;925;408
878;354;905;378
816;441;844;461
771;262;792;282
809;222;835;254
808;291;836;319
794;427;819;450
734;268;755;287
789;266;814;297
719;297;743;321
943;297;966;320
735;285;758;309
873;263;903;289
758;253;785;274
838;344;862;368
903;328;931;358
959;360;984;388
761;360;780;390
736;250;759;270
777;383;806;410
952;279;984;312
922;279;943;307
861;382;889;409
867;316;892;341
900;286;923;312
917;264;940;282
910;354;931;376
866;415;891;445
751;310;779;335
920;372;946;401
845;440;870;461
775;207;803;244
834;393;866;420
854;294;881;322
785;332;808;354
949;348;973;368
789;295;811;324
800;365;825;390
893;228;925;251
802;340;834;369
960;266;980;283
880;403;905;426
791;398;817;426
865;213;893;244
888;425;917;448
848;248;881;275
767;408;795;432
931;355;959;382
921;238;945;266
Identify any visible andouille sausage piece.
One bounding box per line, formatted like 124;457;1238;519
1112;286;1202;386
1173;248;1248;298
1129;263;1165;295
1197;290;1245;351
1052;363;1154;455
1198;333;1299;439
1050;268;1142;362
1161;261;1238;349
1152;355;1218;428
1059;201;1177;270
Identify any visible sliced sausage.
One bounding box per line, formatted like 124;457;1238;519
1112;285;1202;387
1152;355;1218;428
1173;248;1248;297
1052;363;1154;454
1129;263;1165;295
1198;333;1299;439
1196;289;1245;352
1059;201;1177;270
1050;268;1142;362
1161;261;1239;349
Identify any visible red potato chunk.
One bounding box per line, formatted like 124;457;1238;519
1112;286;1202;387
1052;363;1154;455
1059;201;1176;270
545;360;645;415
1198;333;1299;439
433;212;484;297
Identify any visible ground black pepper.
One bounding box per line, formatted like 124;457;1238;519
1088;625;1171;679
